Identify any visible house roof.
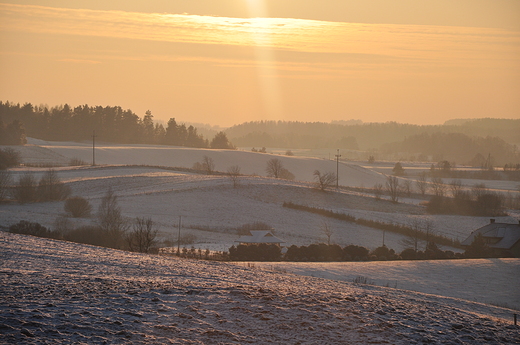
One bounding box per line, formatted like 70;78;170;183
461;221;520;250
235;230;286;245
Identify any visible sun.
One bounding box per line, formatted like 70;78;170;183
244;0;268;18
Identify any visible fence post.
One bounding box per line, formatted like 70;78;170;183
514;313;517;326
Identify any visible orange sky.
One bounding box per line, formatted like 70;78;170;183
1;0;519;127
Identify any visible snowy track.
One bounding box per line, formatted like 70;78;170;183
1;232;519;344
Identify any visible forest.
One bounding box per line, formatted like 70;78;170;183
225;119;520;166
0;102;234;149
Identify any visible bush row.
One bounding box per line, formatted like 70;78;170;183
426;194;505;216
228;242;468;262
282;201;460;248
1;169;71;203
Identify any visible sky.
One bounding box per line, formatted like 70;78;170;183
1;0;519;127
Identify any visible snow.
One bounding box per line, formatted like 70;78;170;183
1;232;519;344
15;139;389;187
2;140;520;252
235;259;520;311
2;140;520;342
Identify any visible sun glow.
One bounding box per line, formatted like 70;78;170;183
242;0;284;120
1;2;519;126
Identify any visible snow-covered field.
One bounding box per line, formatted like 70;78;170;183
2;139;520;342
1;232;519;344
235;259;520;311
3;140;519;253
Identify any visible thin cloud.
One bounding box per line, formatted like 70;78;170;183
1;3;518;62
57;59;101;64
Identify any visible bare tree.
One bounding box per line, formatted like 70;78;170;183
126;217;158;253
449;179;464;198
416;172;429;196
227;165;241;188
401;219;434;252
373;183;383;200
401;219;421;252
98;188;127;249
266;158;284;178
423;220;435;250
430;177;446;197
402;179;413;197
472;183;487;199
313;170;337;191
202;155;215;174
386;175;400;203
320;221;334;245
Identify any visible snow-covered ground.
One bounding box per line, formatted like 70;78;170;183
2;140;520;343
1;232;519;344
235;259;520;311
2;139;520;252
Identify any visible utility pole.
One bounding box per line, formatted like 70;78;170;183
177;215;182;256
92;130;97;166
335;149;341;188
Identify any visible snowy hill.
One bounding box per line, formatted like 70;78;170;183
1;232;519;344
3;139;519;254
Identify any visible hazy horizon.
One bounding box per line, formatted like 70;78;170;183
1;0;519;127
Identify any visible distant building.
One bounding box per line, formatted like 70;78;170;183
461;219;520;258
235;230;286;247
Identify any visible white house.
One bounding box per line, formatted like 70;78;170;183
461;219;520;257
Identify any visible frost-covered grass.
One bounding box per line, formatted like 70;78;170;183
1;232;519;344
235;259;520;312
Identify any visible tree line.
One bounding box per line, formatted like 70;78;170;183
385;132;519;167
0;101;234;149
225;119;519;166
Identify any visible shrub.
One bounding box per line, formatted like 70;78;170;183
64;196;92;217
9;220;51;238
37;169;71;201
353;276;374;285
69;157;88;166
14;173;38;203
427;193;505;216
53;216;73;237
64;225;107;247
97;189;127;249
464;233;492;258
343;245;369;261
0;148;21;170
392;162;405;176
229;244;282;261
125;217;158;253
400;248;417;260
0;170;12;201
266;158;294;180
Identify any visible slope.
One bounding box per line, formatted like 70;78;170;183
1;232;518;344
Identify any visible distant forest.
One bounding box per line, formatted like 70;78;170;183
0;102;234;149
225;119;520;166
